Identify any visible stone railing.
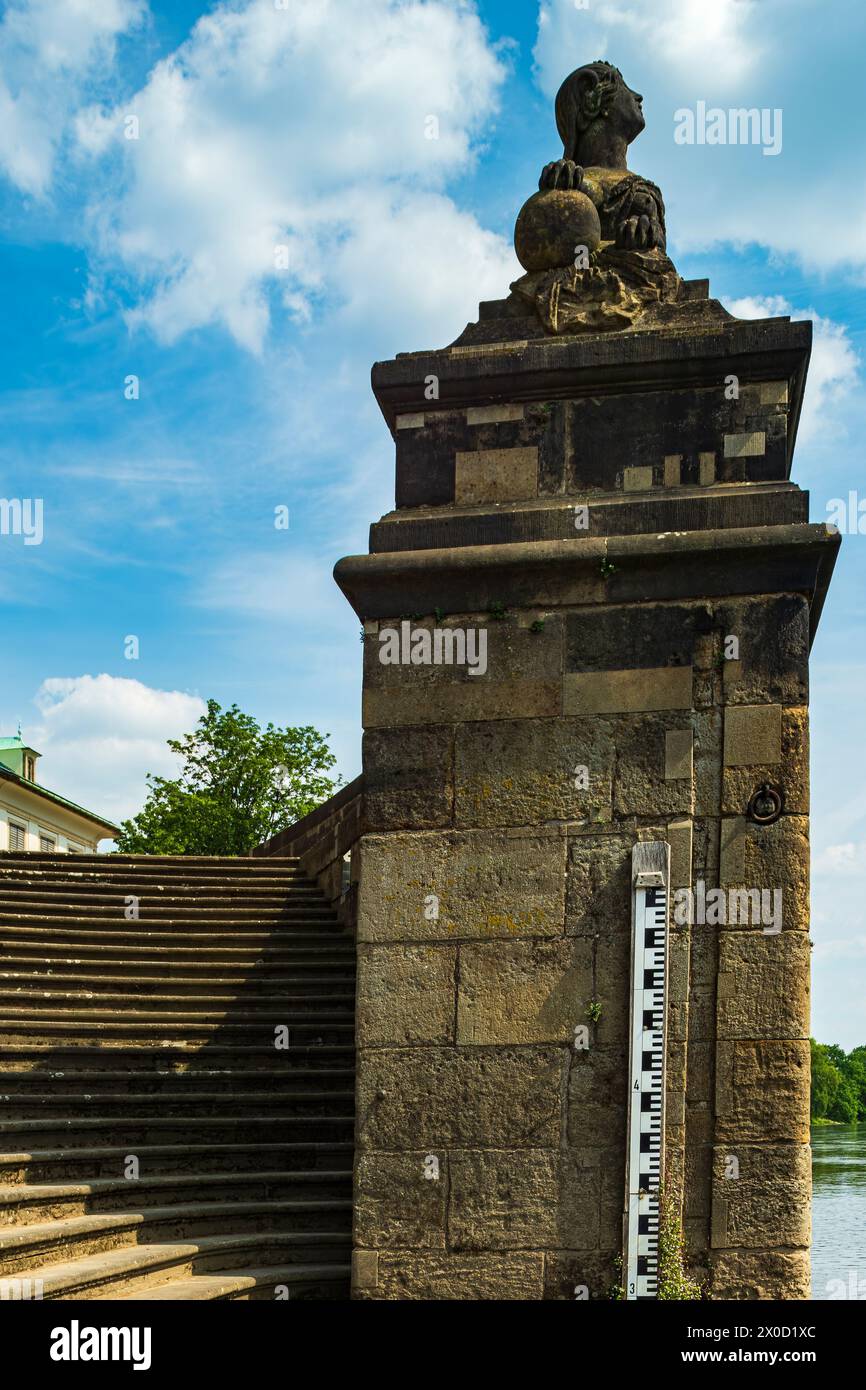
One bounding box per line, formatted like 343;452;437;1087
252;776;363;929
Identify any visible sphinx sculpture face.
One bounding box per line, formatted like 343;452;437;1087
557;62;646;169
606;77;646;149
531;61;665;256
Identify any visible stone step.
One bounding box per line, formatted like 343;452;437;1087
0;849;356;1302
0;870;310;887
0;995;354;1019
9;1231;351;1300
0;1045;354;1074
0;1019;355;1045
0;906;337;925
0;942;355;969
0;869;309;885
0;1170;352;1223
0;1114;354;1150
0;1066;355;1095
0;891;323;911
0;985;354;1010
0;962;356;987
0;924;348;949
0;1201;352;1277
120;1261;350;1300
0;853;301;871
0;1140;354;1185
1;1087;356;1120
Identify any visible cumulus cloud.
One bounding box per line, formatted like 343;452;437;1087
534;0;762;95
813;841;866;875
25;674;206;822
73;0;514;350
0;0;146;196
532;0;866;276
725;295;860;444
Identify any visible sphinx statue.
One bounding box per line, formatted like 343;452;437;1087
510;61;682;335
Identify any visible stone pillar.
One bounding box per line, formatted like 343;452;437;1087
336;291;838;1300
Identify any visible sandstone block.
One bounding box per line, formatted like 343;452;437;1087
717;932;810;1040
354;1151;447;1249
567;1047;628;1148
466;404;525;425
457;937;593;1044
711;1142;810;1249
454;716;614;828
623;465;653;491
715;1039;810;1143
665;728;694;781
722;708;807;815
710;1248;810;1300
565;832;632;939
454;446;538;503
564;666;693;715
448;1149;581;1250
668;819;693;889
723;704;782;767
356;943;456;1046
356;1046;564;1149
360;1251;545;1300
357;828;567;942
363;725;454;830
612;714;694;816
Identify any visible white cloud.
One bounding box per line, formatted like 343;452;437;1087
532;0;866;277
814;841;866;875
0;0;146;196
534;0;762;98
25;674;205;822
75;0;513;350
724;296;860;445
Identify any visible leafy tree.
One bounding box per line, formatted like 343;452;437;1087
811;1039;866;1123
810;1038;840;1119
116;700;341;855
830;1074;859;1125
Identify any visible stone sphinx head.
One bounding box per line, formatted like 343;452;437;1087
555;61;645;169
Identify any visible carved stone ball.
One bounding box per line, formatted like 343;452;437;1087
514;189;602;272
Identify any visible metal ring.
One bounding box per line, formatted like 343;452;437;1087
746;782;784;825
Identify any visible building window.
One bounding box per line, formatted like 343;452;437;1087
39;834;56;852
23;756;35;781
67;844;83;855
9;822;26;851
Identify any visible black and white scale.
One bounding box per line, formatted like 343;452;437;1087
624;841;670;1300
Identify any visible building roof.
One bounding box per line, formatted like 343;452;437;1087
0;735;39;753
0;762;120;834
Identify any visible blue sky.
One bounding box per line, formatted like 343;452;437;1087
0;0;864;1046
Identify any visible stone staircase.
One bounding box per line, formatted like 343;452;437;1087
0;852;354;1300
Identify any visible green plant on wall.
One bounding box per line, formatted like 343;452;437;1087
657;1187;702;1300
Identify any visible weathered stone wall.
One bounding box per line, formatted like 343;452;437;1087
339;307;836;1300
253;775;363;927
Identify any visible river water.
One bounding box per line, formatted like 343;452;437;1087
811;1124;866;1299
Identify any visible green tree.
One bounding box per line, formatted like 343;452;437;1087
810;1039;841;1119
115;700;340;855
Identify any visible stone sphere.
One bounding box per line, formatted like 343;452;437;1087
514;189;601;272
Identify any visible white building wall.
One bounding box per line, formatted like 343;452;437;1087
0;794;103;853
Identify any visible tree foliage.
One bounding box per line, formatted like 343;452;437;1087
810;1039;866;1123
115;700;340;855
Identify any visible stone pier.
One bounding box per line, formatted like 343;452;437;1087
335;60;839;1301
